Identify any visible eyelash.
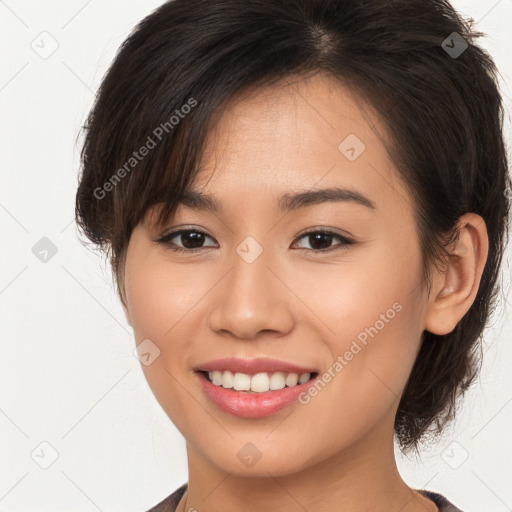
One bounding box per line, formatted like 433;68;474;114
154;227;355;254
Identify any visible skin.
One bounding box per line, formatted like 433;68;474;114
120;72;488;512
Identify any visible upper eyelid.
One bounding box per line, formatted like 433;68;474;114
158;227;216;242
159;224;352;237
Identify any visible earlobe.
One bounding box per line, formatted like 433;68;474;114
424;213;489;336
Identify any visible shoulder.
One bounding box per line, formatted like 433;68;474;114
419;490;464;512
145;483;188;512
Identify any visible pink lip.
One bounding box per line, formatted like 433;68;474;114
193;357;319;418
196;371;319;418
193;357;318;375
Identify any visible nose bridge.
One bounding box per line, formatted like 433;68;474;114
231;234;270;298
208;233;294;339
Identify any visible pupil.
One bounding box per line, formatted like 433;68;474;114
179;232;333;250
182;231;204;249
310;233;332;250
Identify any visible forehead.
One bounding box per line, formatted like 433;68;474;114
186;73;412;216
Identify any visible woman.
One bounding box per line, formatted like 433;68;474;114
75;0;510;510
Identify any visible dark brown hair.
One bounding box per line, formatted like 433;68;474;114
75;0;510;451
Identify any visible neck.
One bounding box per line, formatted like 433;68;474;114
179;420;436;512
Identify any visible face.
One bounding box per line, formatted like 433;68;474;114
122;73;429;477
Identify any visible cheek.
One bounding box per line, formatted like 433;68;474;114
293;292;423;459
124;256;208;433
308;252;423;429
291;237;422;355
125;249;203;343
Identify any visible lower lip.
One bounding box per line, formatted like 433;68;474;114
196;372;318;418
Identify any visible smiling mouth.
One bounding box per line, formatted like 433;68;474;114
198;370;319;394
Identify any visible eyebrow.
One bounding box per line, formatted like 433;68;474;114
178;186;377;213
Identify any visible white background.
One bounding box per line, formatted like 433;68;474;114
0;1;511;511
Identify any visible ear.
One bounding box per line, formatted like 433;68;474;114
424;213;489;335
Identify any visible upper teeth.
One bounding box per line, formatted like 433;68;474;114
207;370;313;393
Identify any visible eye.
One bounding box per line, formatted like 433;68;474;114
154;227;354;254
291;229;355;252
154;228;217;253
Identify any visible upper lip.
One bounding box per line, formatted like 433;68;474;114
194;357;318;375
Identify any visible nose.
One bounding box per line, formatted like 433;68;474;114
208;242;295;340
